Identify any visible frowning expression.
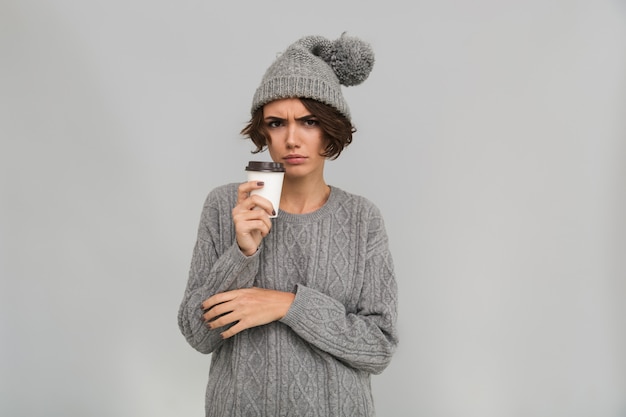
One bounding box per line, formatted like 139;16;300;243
263;98;327;179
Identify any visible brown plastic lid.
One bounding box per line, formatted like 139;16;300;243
245;161;285;172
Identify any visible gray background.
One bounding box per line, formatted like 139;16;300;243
1;1;625;416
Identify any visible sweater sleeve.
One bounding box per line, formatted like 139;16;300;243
178;186;260;354
280;208;399;375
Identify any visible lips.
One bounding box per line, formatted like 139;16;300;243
284;155;307;164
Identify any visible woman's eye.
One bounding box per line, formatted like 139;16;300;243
267;120;282;128
303;119;319;127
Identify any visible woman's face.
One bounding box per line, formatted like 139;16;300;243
263;98;327;180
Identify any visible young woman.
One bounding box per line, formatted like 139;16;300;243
178;33;399;417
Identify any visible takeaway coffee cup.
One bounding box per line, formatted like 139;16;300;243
245;161;285;218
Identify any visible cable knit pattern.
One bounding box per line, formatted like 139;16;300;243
178;183;398;417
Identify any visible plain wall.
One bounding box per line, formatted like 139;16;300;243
1;1;625;416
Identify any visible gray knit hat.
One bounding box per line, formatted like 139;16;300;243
251;33;375;121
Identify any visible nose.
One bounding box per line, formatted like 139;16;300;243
285;124;299;149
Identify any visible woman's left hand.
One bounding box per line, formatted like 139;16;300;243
201;288;295;339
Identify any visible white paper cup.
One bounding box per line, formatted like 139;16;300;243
245;161;285;218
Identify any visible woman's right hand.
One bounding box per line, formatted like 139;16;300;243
232;181;275;256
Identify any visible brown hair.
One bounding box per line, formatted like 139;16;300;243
240;98;356;160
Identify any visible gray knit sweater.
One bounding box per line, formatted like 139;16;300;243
178;183;398;417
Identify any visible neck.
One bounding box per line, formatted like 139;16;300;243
280;177;330;214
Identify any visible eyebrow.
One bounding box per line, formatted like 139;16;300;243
264;114;316;122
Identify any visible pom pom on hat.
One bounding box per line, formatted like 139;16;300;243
251;33;375;120
316;33;375;87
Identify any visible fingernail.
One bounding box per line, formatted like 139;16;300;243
257;181;264;186
271;210;276;216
